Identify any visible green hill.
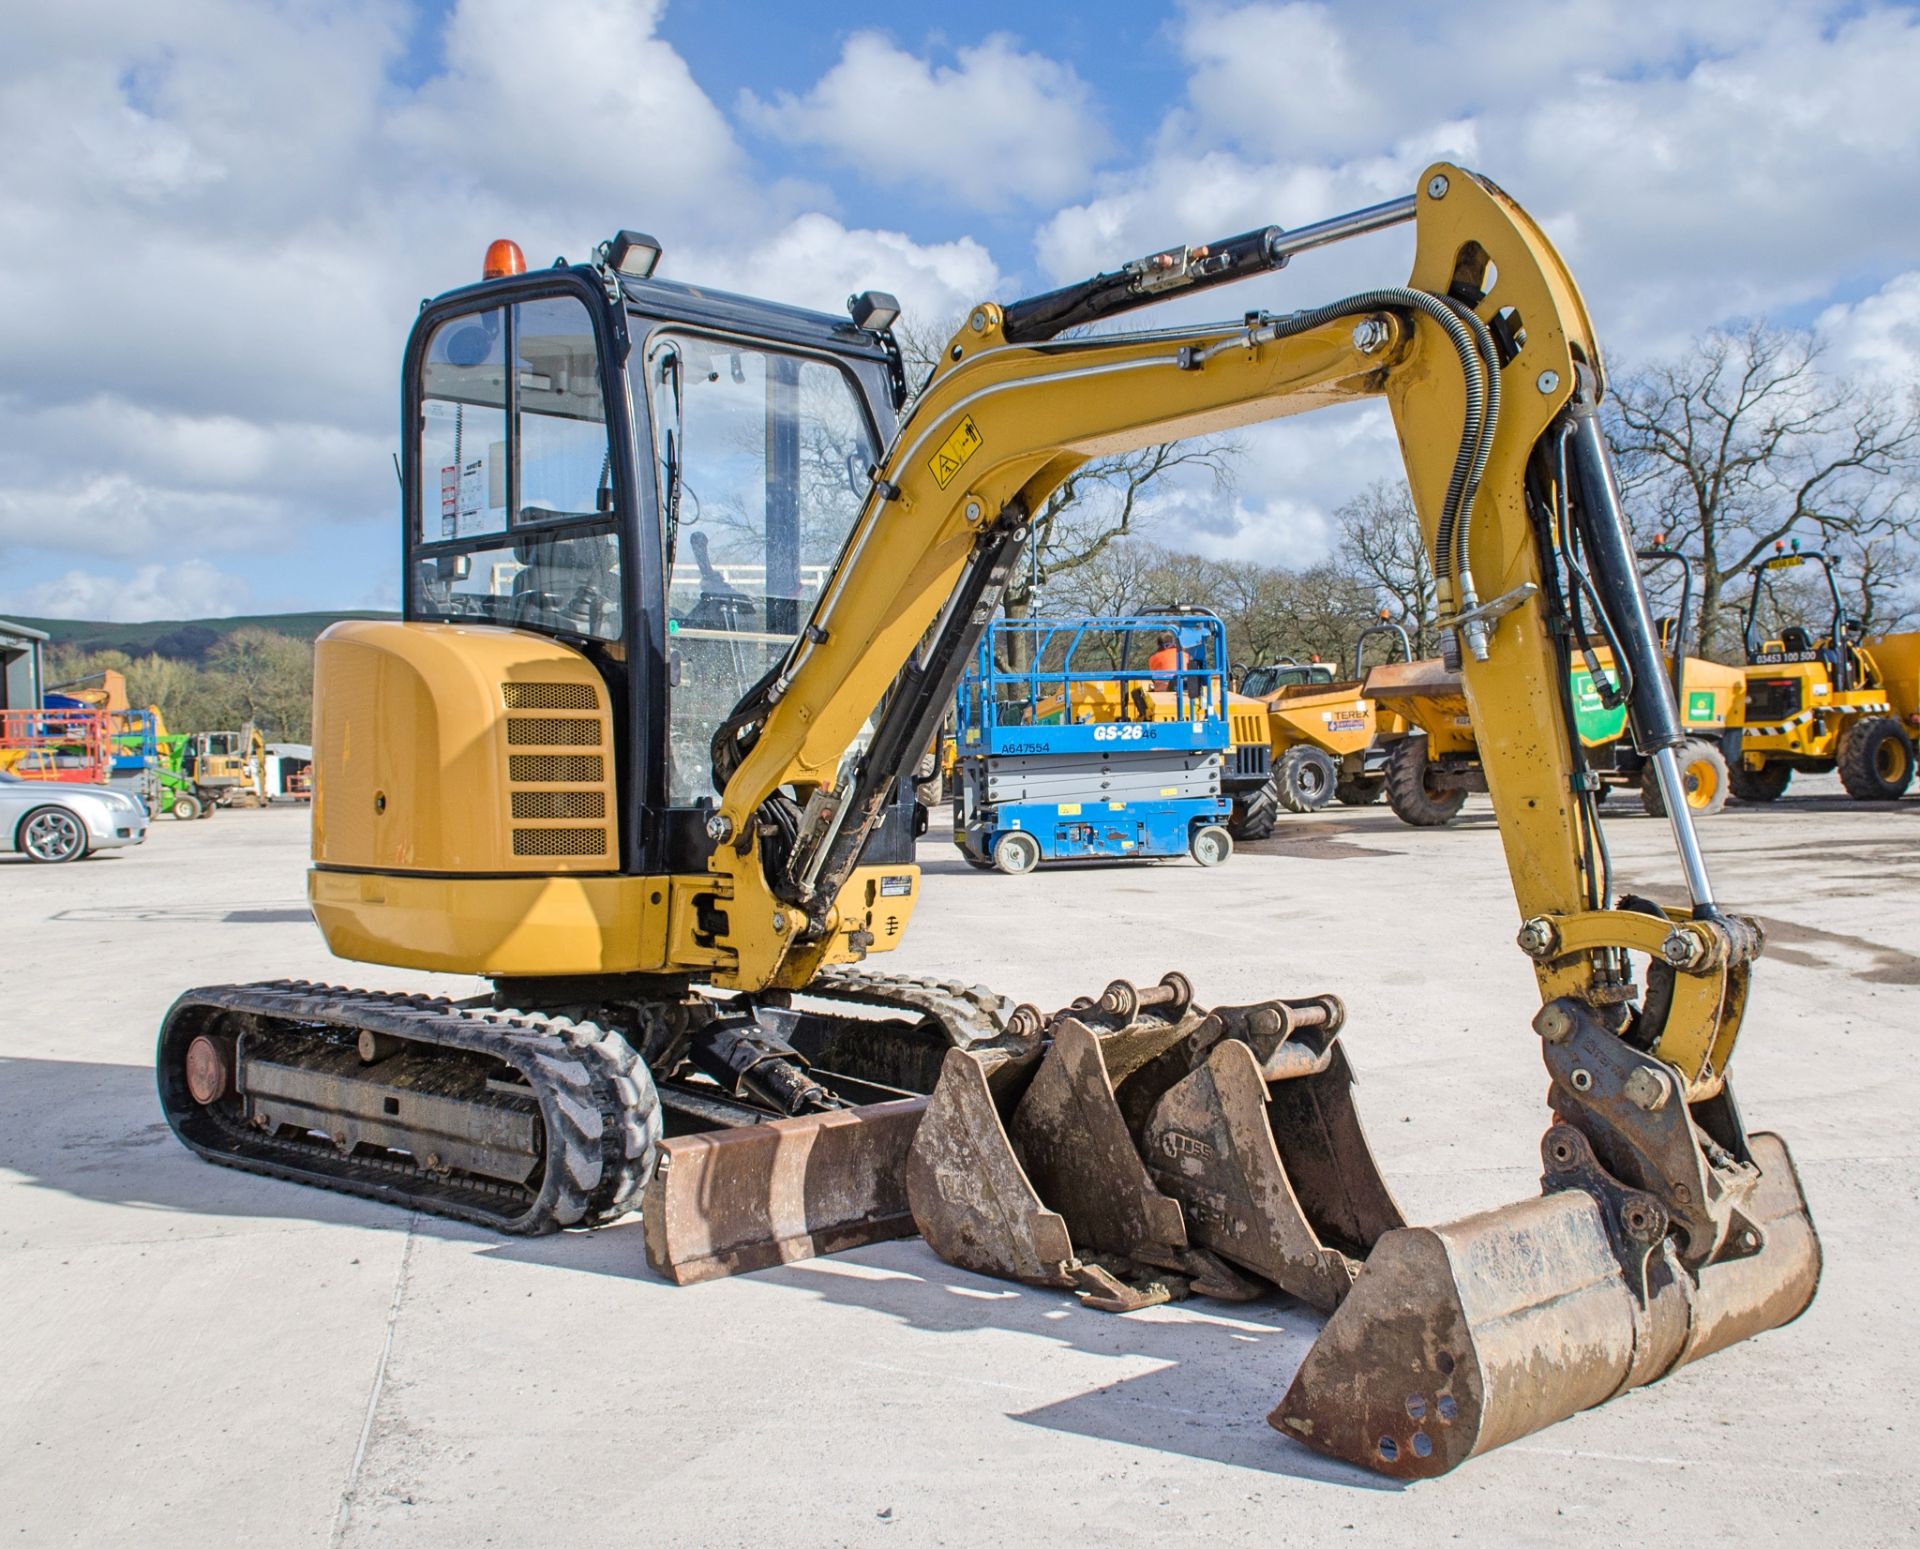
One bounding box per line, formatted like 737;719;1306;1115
15;611;399;662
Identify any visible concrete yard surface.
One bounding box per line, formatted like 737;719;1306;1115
2;789;1915;1546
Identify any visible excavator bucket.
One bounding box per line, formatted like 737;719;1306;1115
906;981;1405;1314
1272;1130;1820;1478
1143;1037;1402;1314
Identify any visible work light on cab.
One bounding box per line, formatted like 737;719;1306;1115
601;230;662;279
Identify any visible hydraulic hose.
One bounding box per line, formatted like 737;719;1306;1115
1194;289;1488;585
1439;297;1503;591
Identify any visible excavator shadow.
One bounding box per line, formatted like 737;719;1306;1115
745;1241;1404;1489
3;1054;1394;1486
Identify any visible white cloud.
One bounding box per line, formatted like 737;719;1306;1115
1818;273;1920;385
741;32;1109;209
1135;2;1920;361
691;214;1002;331
5;561;253;622
1131;407;1400;565
0;0;1030;616
390;0;753;227
3;0;1916;612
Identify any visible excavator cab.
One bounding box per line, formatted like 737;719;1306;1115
401;250;910;875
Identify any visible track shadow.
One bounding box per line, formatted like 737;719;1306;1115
3;1053;1391;1489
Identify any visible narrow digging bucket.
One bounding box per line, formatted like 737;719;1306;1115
904;1029;1210;1310
1271;1131;1819;1478
643;1097;926;1283
904;1047;1080;1290
1142;1038;1404;1313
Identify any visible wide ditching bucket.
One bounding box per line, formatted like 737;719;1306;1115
1273;1129;1819;1477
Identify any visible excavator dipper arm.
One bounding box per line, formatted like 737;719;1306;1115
695;163;1817;1477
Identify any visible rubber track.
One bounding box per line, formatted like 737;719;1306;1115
807;966;1021;1050
157;980;659;1236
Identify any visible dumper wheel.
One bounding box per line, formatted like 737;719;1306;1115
170;793;203;821
1641;740;1729;817
1837;716;1915;800
1189;824;1233;867
1384;737;1466;827
1228;778;1279;840
1728;757;1792;803
1274;746;1337;813
992;831;1042;875
1334;775;1385;807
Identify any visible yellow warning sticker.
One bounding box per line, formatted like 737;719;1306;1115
1058;802;1082;815
928;415;984;489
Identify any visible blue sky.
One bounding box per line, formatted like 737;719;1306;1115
2;0;1917;621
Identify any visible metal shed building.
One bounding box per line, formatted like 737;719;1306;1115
0;620;47;711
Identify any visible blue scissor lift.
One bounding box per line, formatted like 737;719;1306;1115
952;614;1235;874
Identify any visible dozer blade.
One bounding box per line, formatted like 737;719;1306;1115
1271;1131;1819;1478
1142;1037;1403;1314
643;1097;926;1284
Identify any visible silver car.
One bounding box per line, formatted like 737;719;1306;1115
0;770;149;862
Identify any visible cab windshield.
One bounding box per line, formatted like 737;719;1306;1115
647;333;878;803
1241;662;1334;696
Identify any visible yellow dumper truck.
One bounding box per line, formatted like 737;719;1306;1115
1732;543;1918;802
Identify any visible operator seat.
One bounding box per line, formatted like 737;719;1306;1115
511;528;619;637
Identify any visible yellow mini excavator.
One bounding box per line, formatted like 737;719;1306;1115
157;167;1819;1479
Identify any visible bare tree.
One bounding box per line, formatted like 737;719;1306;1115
1015;441;1238;617
1042;539;1381;674
1335;481;1439;655
1606;324;1920;657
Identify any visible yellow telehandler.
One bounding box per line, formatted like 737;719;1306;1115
157;167;1817;1478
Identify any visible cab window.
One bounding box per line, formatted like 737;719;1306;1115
411;294;622;642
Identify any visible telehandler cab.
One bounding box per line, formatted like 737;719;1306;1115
158;167;1818;1478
